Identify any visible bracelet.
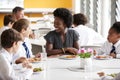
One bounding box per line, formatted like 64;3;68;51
62;48;65;54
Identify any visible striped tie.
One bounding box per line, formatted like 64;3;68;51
22;42;30;58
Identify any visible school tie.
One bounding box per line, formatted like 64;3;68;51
22;42;30;58
110;45;116;54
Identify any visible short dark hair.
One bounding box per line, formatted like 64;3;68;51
12;6;24;14
1;29;22;48
12;19;30;32
111;22;120;34
53;8;72;28
73;13;88;25
4;14;15;26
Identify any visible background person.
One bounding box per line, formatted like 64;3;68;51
12;6;35;39
0;14;15;50
73;13;106;46
12;6;24;21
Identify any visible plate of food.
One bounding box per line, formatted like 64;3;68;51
94;55;112;60
33;67;43;74
28;57;41;63
59;55;77;60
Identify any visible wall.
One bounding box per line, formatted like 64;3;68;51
0;0;72;27
24;0;72;8
0;14;7;27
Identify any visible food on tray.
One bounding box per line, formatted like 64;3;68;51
59;55;77;60
96;55;107;59
33;67;43;72
65;55;76;58
95;55;113;60
28;57;41;62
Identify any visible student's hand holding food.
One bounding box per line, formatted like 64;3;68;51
15;57;32;69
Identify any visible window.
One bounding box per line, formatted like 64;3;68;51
116;0;120;22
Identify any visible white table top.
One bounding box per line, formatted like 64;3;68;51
30;57;120;80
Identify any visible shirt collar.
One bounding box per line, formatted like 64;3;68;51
113;40;120;48
77;24;87;27
24;37;30;43
0;48;13;63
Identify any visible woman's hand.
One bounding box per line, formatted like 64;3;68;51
65;48;78;55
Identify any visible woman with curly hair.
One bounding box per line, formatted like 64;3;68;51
44;8;79;56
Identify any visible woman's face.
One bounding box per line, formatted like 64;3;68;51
54;17;66;32
107;28;120;43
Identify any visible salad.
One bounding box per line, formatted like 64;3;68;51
33;67;43;72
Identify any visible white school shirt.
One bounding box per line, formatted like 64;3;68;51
0;48;32;80
0;26;10;50
73;25;106;46
96;40;120;58
12;37;33;62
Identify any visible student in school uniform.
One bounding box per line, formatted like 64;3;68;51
95;22;120;58
0;14;15;50
0;29;33;80
72;13;106;46
12;18;40;62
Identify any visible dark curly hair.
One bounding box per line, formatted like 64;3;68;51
111;22;120;33
53;8;72;28
73;13;88;25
